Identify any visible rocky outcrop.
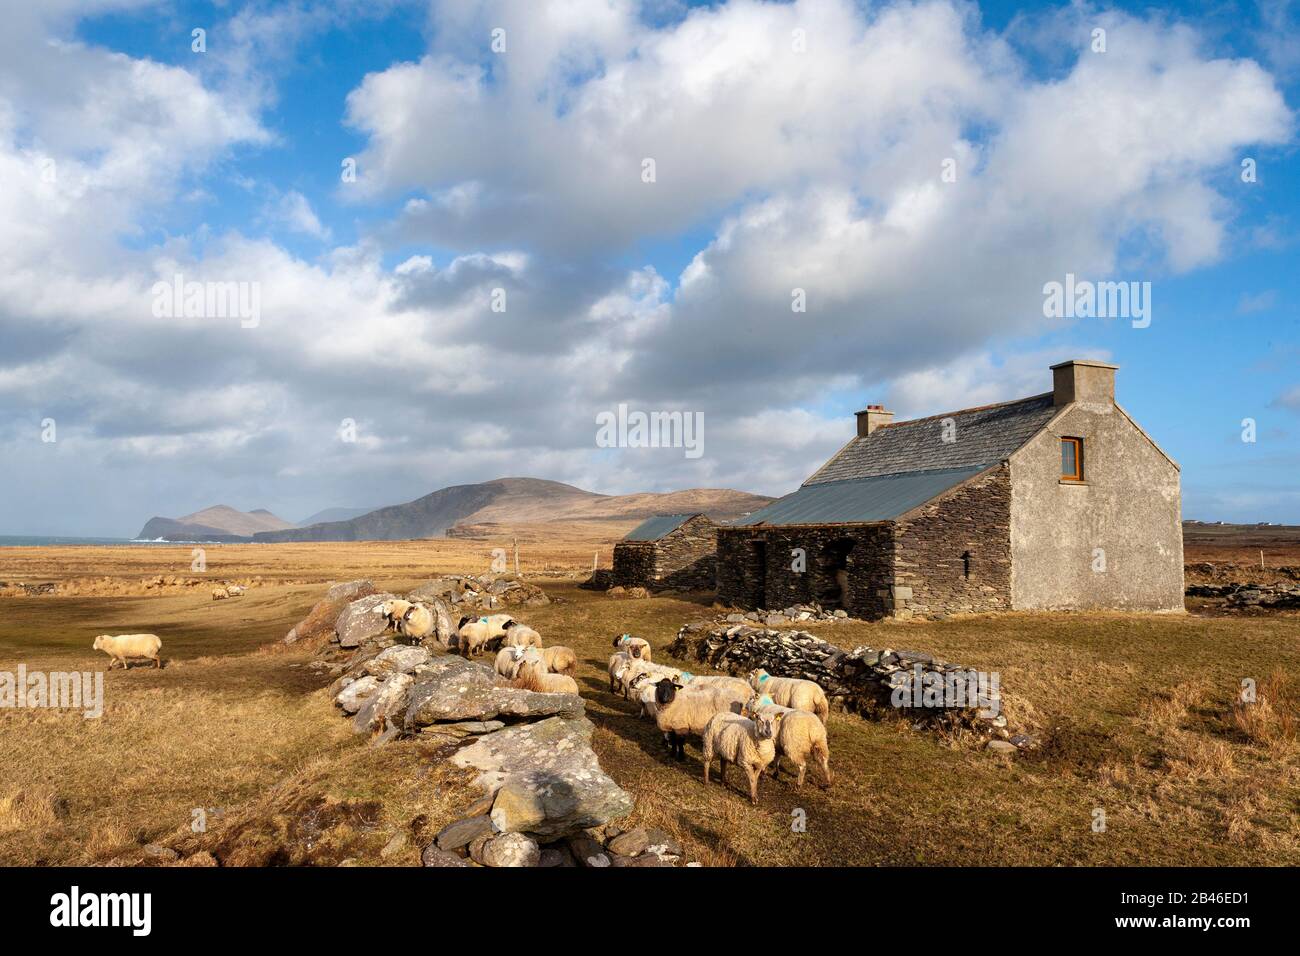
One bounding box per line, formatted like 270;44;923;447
334;592;400;648
1186;582;1300;608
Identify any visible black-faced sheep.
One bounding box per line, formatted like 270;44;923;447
612;633;652;661
747;668;829;725
93;633;162;669
744;694;832;788
701;711;777;804
651;678;748;761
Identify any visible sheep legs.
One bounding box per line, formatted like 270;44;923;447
745;765;762;805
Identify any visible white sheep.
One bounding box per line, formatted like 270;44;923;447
225;585;245;597
537;645;576;676
744;694;832;788
499;620;542;648
496;645;528;678
608;651;635;693
512;653;580;695
374;599;415;633
651;678;748;761
681;673;753;698
399;603;435;640
617;659;683;699
611;633;652;661
456;617;492;658
211;588;228;601
747;668;829;724
701;711;777;804
93;633;162;670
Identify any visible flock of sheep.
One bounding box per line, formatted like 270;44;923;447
86;588;836;809
609;639;833;805
373;599;580;695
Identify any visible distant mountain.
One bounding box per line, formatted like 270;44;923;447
297;506;379;526
136;505;294;541
253;477;773;543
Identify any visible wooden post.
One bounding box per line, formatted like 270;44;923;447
513;537;520;576
1260;549;1265;570
593;551;599;572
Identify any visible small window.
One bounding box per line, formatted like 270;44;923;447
1060;437;1084;481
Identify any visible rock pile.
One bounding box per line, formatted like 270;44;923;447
311;584;654;867
719;604;851;627
1186;582;1300;609
668;621;1026;747
409;574;551;610
606;585;650;599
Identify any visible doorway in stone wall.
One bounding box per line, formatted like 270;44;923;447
817;537;856;609
749;540;767;609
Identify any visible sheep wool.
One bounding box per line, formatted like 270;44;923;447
652;679;746;761
612;634;652;662
457;620;492;658
744;696;832;789
375;599;415;633
92;634;163;670
496;645;527;678
538;645;576;677
512;658;580;696
748;669;830;725
701;712;777;805
500;620;543;648
399;603;436;640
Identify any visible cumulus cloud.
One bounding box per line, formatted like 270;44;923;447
0;0;1293;534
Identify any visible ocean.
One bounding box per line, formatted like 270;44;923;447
0;536;149;547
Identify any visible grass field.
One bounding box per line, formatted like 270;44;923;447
0;542;1297;867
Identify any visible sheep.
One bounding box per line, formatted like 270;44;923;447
616;659;683;699
611;633;652;661
538;644;576;677
747;668;829;725
496;644;528;679
608;651;635;693
399;603;435;641
374;599;415;633
651;678;749;761
512;653;580;695
456;617;492;658
744;694;832;788
681;673;753;698
92;633;162;670
499;619;542;649
225;584;245;597
701;711;777;804
211;588;228;601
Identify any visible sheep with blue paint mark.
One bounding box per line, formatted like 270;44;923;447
701;711;777;804
744;694;832;788
747;668;829;725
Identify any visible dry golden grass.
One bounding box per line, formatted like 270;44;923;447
1;539;1297;866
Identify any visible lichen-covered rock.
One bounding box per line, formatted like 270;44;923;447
325;579;375;603
480;832;540;868
335;593;399;648
404;656;583;726
421;845;471;867
435;815;494;851
452;716;633;840
364;644;430;677
353;672;413;735
335;675;380;713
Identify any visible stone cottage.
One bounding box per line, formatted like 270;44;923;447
612;513;718;591
716;360;1183;618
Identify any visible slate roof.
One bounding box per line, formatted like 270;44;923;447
623;513;702;541
804;393;1058;486
734;466;988;527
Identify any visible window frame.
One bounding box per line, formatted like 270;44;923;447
1060;436;1084;482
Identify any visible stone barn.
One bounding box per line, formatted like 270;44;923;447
612;513;719;591
716;360;1183;619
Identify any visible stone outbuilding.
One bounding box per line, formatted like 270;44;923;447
612;513;719;591
716;360;1183;619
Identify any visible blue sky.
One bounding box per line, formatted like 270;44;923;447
0;0;1297;535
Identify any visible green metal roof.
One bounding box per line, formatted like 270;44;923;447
623;513;702;541
734;466;988;527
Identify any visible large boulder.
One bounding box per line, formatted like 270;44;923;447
353;673;414;734
452;716;634;839
364;645;431;677
335;592;399;648
404;656;583;726
326;579;376;603
335;675;380;714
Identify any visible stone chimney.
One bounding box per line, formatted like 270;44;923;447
856;404;894;437
1051;359;1118;407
